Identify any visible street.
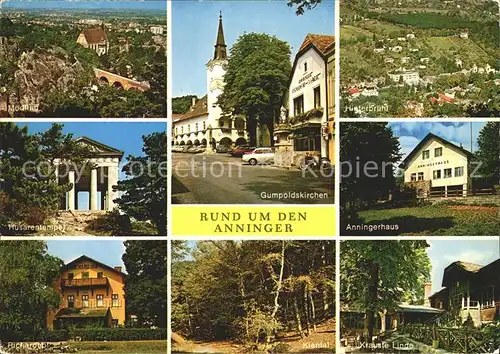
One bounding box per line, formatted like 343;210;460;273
172;153;334;204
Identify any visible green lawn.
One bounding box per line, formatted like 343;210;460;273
345;205;500;236
73;340;168;354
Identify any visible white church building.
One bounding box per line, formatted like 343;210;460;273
173;14;247;149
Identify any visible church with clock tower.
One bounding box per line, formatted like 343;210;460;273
173;13;248;149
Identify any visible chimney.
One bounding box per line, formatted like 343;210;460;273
191;97;196;107
424;282;432;306
114;266;122;273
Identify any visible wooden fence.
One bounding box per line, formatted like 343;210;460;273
424;188;494;199
402;324;499;353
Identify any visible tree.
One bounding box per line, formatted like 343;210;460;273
122;241;167;328
0;123;92;231
217;33;291;146
172;95;199;114
475;122;500;184
115;131;167;235
0;241;62;337
287;0;322;15
340;122;402;210
340;240;430;342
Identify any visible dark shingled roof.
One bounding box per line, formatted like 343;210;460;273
82;28;108;45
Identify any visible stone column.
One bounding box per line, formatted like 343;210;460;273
107;164;118;211
68;170;75;211
90;167;98;211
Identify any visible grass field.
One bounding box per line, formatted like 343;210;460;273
344;205;500;236
73;340;168;354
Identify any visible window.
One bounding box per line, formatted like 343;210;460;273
82;295;89;308
97;272;103;279
433;170;441;179
418;172;424;181
181;126;184;134
444;168;452;178
96;294;103;307
455;166;464;177
203;121;206;130
304;61;308;72
188;125;190;133
422;150;430;159
411;173;417;182
68;273;74;280
175;127;178;135
195;123;199;132
112;294;119;307
435;147;442;157
82;272;89;279
293;95;304;116
68;295;74;308
314;86;321;109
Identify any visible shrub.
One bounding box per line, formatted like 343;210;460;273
85;209;132;236
0;330;69;342
68;328;167;341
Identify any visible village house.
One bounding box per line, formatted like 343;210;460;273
400;133;472;198
459;31;469;39
361;84;378;97
388;70;420;86
173;14;248;150
76;27;109;56
420;57;430;64
150;26;164;35
384;57;395;64
348;87;361;98
390;46;403;52
401;57;411;64
374;47;385;54
406;33;416;39
46;255;126;329
274;33;335;168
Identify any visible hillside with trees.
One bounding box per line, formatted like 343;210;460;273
172;240;335;353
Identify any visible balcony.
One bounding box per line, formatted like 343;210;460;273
61;298;123;309
62;277;109;288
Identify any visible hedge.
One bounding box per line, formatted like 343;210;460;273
0;328;166;342
68;328;167;341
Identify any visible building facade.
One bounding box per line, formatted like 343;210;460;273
55;137;123;211
173;14;247;149
274;34;335;168
77;28;110;56
400;133;472;198
429;259;500;327
47;255;126;329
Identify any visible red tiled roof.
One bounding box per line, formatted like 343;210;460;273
348;87;360;95
82;28;108;44
174;95;208;121
299;34;335;55
438;92;455;103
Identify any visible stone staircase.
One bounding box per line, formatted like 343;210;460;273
43;210;106;236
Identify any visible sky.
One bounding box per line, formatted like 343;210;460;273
19;122;166;209
389;122;486;165
427;239;500;294
172;0;335;97
2;0;166;11
47;239;127;272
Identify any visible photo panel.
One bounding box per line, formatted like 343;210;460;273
339;238;500;353
172;239;336;353
0;0;167;118
0;121;167;237
339;0;499;118
170;0;336;237
340;121;500;236
0;239;167;353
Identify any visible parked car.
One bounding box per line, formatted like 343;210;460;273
216;144;230;153
241;148;275;165
231;145;256;157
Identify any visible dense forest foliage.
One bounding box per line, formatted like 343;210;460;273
172;240;335;353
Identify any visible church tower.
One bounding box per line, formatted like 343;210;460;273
206;12;228;128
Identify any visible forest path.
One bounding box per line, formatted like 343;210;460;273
278;318;336;353
172;339;242;353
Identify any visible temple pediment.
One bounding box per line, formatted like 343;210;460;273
74;136;124;158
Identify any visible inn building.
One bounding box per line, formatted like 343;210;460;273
173;14;248;150
400;133;473;198
47;255;126;329
274;34;335;168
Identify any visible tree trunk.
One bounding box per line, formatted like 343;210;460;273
294;296;305;339
309;291;317;332
303;284;311;336
268;240;286;343
364;262;380;343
